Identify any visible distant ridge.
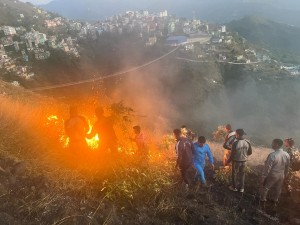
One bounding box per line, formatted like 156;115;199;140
41;0;300;26
228;16;300;63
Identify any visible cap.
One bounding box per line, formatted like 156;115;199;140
236;129;246;136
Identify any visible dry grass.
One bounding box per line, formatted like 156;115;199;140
0;82;278;225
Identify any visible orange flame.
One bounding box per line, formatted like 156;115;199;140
47;115;100;150
86;121;99;150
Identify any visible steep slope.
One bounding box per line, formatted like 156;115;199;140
0;0;56;28
228;16;300;63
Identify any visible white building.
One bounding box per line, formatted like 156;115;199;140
3;26;17;36
221;25;226;33
159;10;168;17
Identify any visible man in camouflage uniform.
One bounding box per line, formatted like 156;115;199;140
284;138;300;191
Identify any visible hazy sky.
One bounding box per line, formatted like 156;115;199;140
20;0;52;4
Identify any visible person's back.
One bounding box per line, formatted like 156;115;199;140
194;143;213;164
223;131;236;150
265;149;290;175
174;128;195;188
102;116;117;141
231;139;252;162
193;137;214;185
88;107;118;153
260;139;291;210
177;137;194;169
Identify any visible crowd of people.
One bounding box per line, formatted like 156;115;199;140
173;124;300;214
64;106;299;215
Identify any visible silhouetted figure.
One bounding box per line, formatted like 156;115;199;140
130;125;149;163
223;124;236;166
226;129;252;193
65;106;89;152
174;128;195;189
259;139;290;212
88;107;118;154
130;126;149;166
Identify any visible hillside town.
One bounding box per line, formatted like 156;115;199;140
0;4;299;86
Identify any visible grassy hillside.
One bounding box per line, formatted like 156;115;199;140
228;16;300;63
0;81;299;224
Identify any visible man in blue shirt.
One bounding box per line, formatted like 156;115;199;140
193;136;214;186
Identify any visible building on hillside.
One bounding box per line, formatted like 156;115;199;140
211;37;222;44
3;26;17;36
221;25;226;33
14;42;20;51
159;10;168;17
166;36;188;46
167;22;175;34
48;36;57;48
146;36;157;46
1;36;14;46
34;48;50;60
24;31;47;49
235;55;244;61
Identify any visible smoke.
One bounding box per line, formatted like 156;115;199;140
198;75;300;146
110;56;300;147
111;60;180;137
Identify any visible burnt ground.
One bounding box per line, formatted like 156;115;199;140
0;153;299;225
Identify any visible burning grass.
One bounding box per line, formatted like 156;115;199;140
0;84;298;224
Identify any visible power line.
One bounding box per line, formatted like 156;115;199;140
30;46;180;92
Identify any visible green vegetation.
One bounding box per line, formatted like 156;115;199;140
228;16;300;63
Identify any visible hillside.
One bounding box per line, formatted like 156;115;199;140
0;0;57;30
228;16;300;63
2;80;300;224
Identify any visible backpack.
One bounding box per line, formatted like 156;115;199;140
223;131;236;150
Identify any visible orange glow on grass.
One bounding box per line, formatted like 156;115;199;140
47;115;100;150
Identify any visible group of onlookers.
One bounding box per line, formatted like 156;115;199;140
173;124;300;214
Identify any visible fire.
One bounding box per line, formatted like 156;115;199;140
46;115;59;125
46;114;100;150
86;121;99;150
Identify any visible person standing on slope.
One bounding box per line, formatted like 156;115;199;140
284;138;300;171
223;124;236;166
130;125;149;163
259;139;290;212
193;136;214;186
174;129;195;189
226;129;252;193
87;107;118;155
65;106;89;152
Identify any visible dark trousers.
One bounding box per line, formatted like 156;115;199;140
180;165;195;186
232;161;246;189
260;173;285;202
